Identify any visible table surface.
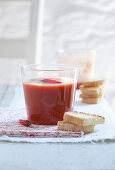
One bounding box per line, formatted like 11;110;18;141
0;85;115;170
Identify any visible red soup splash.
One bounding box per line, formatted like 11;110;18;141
23;78;76;125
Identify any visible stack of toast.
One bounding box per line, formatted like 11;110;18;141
58;111;105;134
79;79;106;104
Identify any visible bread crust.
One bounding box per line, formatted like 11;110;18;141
63;111;105;126
83;79;106;88
57;121;95;134
82;98;101;104
80;85;104;97
80;93;103;99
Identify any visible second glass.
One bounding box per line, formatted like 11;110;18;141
58;49;96;88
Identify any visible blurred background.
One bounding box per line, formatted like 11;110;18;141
0;0;115;109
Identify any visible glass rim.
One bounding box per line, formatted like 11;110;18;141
21;64;79;72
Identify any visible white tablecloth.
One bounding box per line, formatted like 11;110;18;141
0;90;115;143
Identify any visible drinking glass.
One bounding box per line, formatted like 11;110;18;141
21;64;78;125
58;49;96;88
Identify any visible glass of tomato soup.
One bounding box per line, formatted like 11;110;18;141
21;64;78;125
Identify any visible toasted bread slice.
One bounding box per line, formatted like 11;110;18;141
82;98;101;104
80;85;104;97
63;111;105;126
83;79;106;88
80;93;103;99
57;121;95;134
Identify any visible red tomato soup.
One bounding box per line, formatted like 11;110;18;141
23;78;76;125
